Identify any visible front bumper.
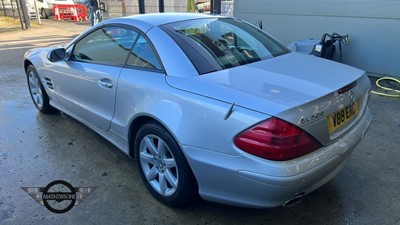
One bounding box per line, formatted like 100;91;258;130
182;107;372;208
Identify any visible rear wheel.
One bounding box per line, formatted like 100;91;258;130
26;65;57;114
134;122;197;206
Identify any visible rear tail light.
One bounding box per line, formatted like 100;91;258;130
234;117;322;161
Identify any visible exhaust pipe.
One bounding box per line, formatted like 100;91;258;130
283;193;305;207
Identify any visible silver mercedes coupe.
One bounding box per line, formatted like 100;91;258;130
24;13;372;208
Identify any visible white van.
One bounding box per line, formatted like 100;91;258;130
27;0;74;19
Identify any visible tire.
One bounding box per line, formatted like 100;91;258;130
41;8;48;19
26;65;57;114
134;122;197;207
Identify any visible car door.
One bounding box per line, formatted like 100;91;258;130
113;34;166;130
50;26;139;130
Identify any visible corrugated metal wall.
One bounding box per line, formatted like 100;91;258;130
234;0;400;77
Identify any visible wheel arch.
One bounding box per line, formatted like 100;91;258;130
128;115;178;159
128;115;154;158
130;114;200;205
127;114;199;188
24;59;33;72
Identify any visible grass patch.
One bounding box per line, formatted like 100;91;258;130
0;16;41;30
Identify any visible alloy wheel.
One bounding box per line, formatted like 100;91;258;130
139;134;178;196
28;71;44;109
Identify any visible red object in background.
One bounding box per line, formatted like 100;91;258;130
53;4;87;22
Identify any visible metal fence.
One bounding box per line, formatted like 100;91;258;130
105;0;234;19
1;0;234;30
1;0;31;29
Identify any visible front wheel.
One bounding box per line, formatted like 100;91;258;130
40;8;48;19
134;122;197;207
26;65;57;114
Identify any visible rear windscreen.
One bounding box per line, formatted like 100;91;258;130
161;18;290;74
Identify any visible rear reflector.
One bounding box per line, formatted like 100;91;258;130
234;117;322;161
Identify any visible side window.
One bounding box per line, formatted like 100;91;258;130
72;26;138;65
126;35;162;71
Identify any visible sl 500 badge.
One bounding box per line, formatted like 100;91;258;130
300;111;325;124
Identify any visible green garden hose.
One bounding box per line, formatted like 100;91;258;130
371;77;400;98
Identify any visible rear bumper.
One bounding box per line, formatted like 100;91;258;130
182;107;372;208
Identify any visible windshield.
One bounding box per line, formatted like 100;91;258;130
161;18;290;74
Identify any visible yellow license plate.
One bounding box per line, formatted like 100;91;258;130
327;101;359;133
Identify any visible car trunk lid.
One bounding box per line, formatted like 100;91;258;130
166;53;370;145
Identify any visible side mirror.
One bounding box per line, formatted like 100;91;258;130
47;48;66;62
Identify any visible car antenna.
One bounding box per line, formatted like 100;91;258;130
256;20;263;30
224;102;236;120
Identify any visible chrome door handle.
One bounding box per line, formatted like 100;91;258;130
98;78;113;88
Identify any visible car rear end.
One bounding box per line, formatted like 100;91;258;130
231;74;371;207
176;70;371;208
154;15;372;207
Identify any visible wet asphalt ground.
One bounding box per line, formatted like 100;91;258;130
0;19;399;225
